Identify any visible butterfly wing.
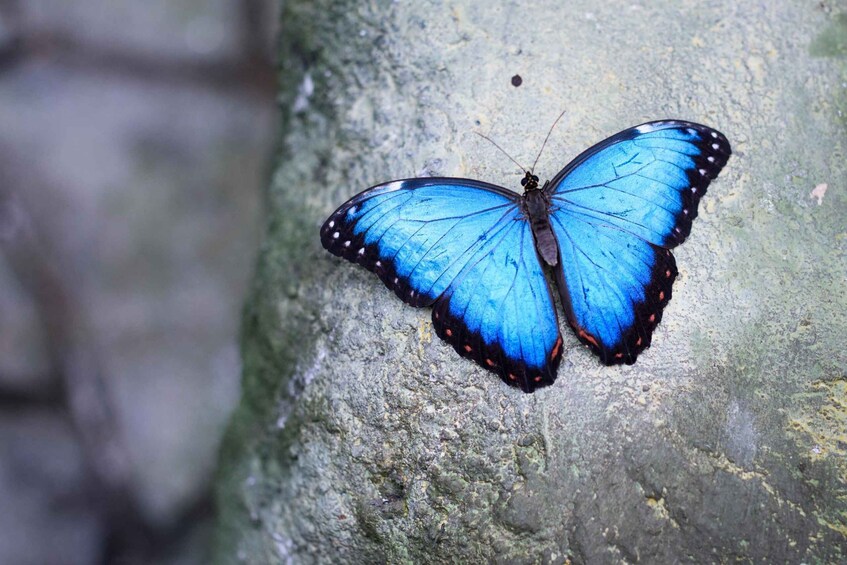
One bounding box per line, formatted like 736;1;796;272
545;120;731;364
321;178;563;392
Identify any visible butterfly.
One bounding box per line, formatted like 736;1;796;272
320;120;731;393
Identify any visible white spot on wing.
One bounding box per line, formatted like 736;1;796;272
333;231;339;239
382;180;404;193
636;123;657;134
328;220;335;228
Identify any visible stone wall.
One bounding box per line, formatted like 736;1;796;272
0;1;277;562
217;1;847;562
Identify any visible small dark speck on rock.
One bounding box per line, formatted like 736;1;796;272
418;158;445;177
511;74;523;87
517;434;535;447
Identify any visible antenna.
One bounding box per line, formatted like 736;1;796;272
530;110;566;174
474;131;527;173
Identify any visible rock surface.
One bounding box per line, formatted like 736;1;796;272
216;1;847;562
0;411;103;564
0;0;276;562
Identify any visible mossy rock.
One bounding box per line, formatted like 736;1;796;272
215;1;847;562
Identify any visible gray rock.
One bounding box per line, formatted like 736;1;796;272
0;252;52;395
216;1;847;562
0;54;272;526
1;0;278;561
22;0;256;61
0;411;103;564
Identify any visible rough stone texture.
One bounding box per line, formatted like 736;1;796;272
217;1;847;562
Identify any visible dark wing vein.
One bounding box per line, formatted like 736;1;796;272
405;203;514;279
427;206;519;297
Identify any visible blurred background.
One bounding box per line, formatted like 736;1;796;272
0;0;278;563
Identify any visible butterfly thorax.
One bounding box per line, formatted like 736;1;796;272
522;181;559;267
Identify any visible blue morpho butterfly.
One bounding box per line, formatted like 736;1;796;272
321;119;731;393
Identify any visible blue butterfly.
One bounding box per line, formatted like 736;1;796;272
321;120;731;393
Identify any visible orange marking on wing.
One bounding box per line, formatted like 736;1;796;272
551;336;563;359
659;291;665;301
485;358;495;367
636;337;642;346
649;313;656;323
463;344;472;353
445;328;453;337
665;269;672;278
534;376;542;383
615;352;623;359
578;329;599;348
508;373;517;381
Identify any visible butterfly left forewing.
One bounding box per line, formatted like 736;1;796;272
322;179;512;305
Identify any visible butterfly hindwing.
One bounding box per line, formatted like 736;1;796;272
550;208;678;363
546;120;730;363
320;178;563;392
429;206;563;392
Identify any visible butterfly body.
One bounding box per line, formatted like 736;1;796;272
521;179;559;267
321;120;731;392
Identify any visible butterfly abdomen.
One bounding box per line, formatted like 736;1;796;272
523;189;559;267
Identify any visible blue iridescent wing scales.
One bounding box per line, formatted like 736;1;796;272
321;178;563;392
545;121;731;363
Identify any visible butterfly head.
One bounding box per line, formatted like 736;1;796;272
520;171;540;191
